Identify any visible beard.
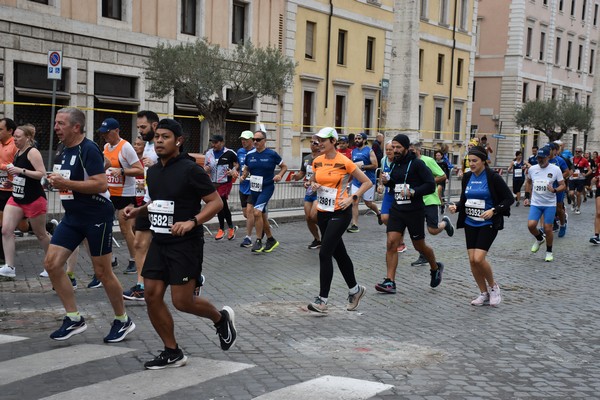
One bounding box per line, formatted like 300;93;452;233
142;130;154;141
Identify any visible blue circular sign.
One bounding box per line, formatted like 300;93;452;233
49;52;61;66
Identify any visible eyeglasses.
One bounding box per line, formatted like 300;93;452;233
253;138;265;142
576;150;582;153
311;141;319;146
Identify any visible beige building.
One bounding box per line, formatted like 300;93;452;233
473;0;600;165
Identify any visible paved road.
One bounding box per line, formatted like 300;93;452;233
0;199;599;399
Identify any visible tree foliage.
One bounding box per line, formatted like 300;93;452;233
515;100;593;142
145;39;296;136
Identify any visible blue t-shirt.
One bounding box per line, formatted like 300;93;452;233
245;148;282;189
549;155;568;189
57;138;114;219
237;147;255;195
528;155;538;166
464;171;493;227
351;146;376;185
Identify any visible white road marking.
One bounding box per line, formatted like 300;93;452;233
0;334;28;345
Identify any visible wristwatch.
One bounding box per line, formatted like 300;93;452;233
352;194;358;200
188;217;198;227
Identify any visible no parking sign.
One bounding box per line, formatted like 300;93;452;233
47;50;62;80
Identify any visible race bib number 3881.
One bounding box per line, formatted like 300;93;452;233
148;200;175;234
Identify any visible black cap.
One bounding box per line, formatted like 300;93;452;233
210;134;224;142
392;134;410;149
156;118;183;137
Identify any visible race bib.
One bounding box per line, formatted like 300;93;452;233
250;175;263;192
106;168;125;187
11;176;25;199
0;170;7;185
514;168;522;178
53;165;74;200
533;179;549;194
317;186;337;212
573;169;581;179
394;184;411;205
306;165;314;181
135;178;145;197
148;200;175;234
465;198;486;221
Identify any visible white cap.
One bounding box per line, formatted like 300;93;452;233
315;127;338;140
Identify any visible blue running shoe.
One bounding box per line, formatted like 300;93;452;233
375;278;397;294
50;316;87;341
103;317;136;343
240;236;252;248
87;275;102;289
558;224;567;238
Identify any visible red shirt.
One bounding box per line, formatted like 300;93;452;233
337;148;352;159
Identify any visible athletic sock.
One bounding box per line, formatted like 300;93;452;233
535;233;544;241
115;313;128;323
66;312;81;322
348;285;360;295
546;245;553;252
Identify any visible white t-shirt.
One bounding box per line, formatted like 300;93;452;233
143;141;158;165
528;163;564;207
104;140;140;197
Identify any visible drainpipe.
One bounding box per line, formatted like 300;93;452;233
448;0;458;122
325;0;333;109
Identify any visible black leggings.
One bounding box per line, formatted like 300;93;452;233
317;208;357;298
217;196;233;230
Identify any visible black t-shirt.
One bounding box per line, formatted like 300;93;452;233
146;153;216;243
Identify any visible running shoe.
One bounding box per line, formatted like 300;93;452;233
69;276;77;290
442;216;454;237
375;278;397;294
544;252;554;262
215;306;237;351
227;226;238;240
552;219;559;232
410;254;428;266
430;262;444;288
193;274;205;297
39;269;49;277
144;348;188;370
558;224;567;237
531;237;545;253
103;317;136;343
590;237;600;245
397;244;407;253
377;213;383;225
515;200;520;207
346;224;360;233
124;260;136;274
111;257;118;268
538;227;546;238
215;229;225;240
123;284;145;301
50;316;87;341
0;265;16;280
240;236;252;248
87;275;103;288
307;297;328;313
251;239;264;253
489;284;502;306
575;208;581;215
263;237;279;253
308;239;322;249
471;292;490;306
347;285;366;311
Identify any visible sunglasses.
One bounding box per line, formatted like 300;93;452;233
253;138;265;142
576;150;582;153
311;141;319;146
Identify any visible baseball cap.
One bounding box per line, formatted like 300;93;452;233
338;135;348;142
156;118;183;137
210;134;224;142
536;146;551;158
97;118;119;133
548;142;559;150
554;140;563;145
239;130;253;140
357;132;368;140
316;127;338;140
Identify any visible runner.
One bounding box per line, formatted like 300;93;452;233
292;136;321;249
123;118;236;369
336;135;352;159
448;145;514;306
204;134;239;241
306;127;370;313
523;146;566;262
236;130;255;248
0;125;49;280
548;142;570;237
99;118;143;274
44;107;135;342
591;163;600;244
507;151;525;206
434;149;450;209
122;110;159;302
568;146;591;215
0;118;18;266
377;141;406;253
347;132;381;232
240;129;287;253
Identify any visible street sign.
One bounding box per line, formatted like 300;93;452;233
492;134;506;139
47;50;62;80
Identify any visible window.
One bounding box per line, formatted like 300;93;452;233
590;48;595;73
15;62;67;91
540;31;546;60
29;0;49;4
543;0;548;5
559;0;564;11
366;37;375;71
440;0;449;24
181;0;196;35
335;95;346;133
582;0;587;20
473;80;476;101
419;49;424;80
571;0;576;16
575;92;580;103
567;40;573;67
587;94;591;105
459;0;468;30
337;30;347;65
305;22;315;59
457;58;464;86
302;91;315;132
434;106;443;140
594;4;598;25
552;87;557;99
420;0;428;19
578;44;583;70
95;73;136;98
526;27;533;57
232;2;246;44
437;54;444;83
536;84;542;100
522;82;529;102
555;36;562;64
364;98;374;131
454;108;462;141
102;0;121;20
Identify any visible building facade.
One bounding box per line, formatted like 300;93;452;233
473;0;600;166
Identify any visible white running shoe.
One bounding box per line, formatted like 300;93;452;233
0;265;16;279
489;284;502;306
471;292;489;306
531;237;545;253
545;252;554;262
39;270;49;277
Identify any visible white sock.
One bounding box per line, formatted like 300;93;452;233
349;285;360;295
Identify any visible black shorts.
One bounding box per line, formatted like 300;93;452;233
111;196;136;210
142;237;204;286
387;207;425;241
0;190;11;211
424;205;440;228
464;224;498;251
135;213;151;231
568;180;585;192
239;192;252;208
513;178;525;194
